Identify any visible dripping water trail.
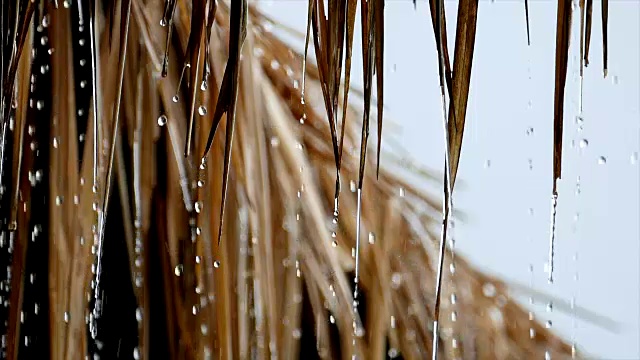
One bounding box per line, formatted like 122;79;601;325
92;0;133;339
432;0;455;350
354;189;362;306
89;0;101;190
548;193;558;284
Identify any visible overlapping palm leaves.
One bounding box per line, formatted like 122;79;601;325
0;0;613;359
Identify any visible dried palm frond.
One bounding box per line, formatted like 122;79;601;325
0;1;614;359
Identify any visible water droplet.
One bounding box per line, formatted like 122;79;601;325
133;347;140;360
270;59;280;70
198;106;207;116
612;75;619;85
79;39;86;46
329;315;335;324
526;127;534;136
201;324;209;335
482;283;496;297
575;116;584;126
80;80;87;88
197;180;204;187
450;293;457;305
331;240;338;248
40;36;48;46
579;139;589;148
157;115;167;126
36;100;44;110
63;0;71;8
172;95;179;103
214;261;220;268
174;264;183;276
42;15;50;28
195;201;203;213
79;59;86;66
545;320;552;328
544;351;551;360
292;328;302;339
631;152;639;165
349;180;356;192
546;302;553;312
388;348;399;358
64;312;70;323
484;159;491;168
135;308;143;322
597;156;607;165
391;273;402;289
270;137;279;147
368;232;375;244
451;311;458;322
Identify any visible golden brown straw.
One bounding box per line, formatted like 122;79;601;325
0;0;614;359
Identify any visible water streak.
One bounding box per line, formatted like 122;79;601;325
92;0;133;340
548;193;558;284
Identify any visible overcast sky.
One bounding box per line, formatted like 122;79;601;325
259;1;640;358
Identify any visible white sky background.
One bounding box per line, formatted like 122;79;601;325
257;1;640;358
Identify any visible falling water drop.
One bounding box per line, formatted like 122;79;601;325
172;95;179;103
484;159;491;168
368;232;375;244
198;106;207;116
157;115;167;126
214;261;220;268
631;152;638;165
597;156;607;165
545;320;552;329
578;139;589;149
